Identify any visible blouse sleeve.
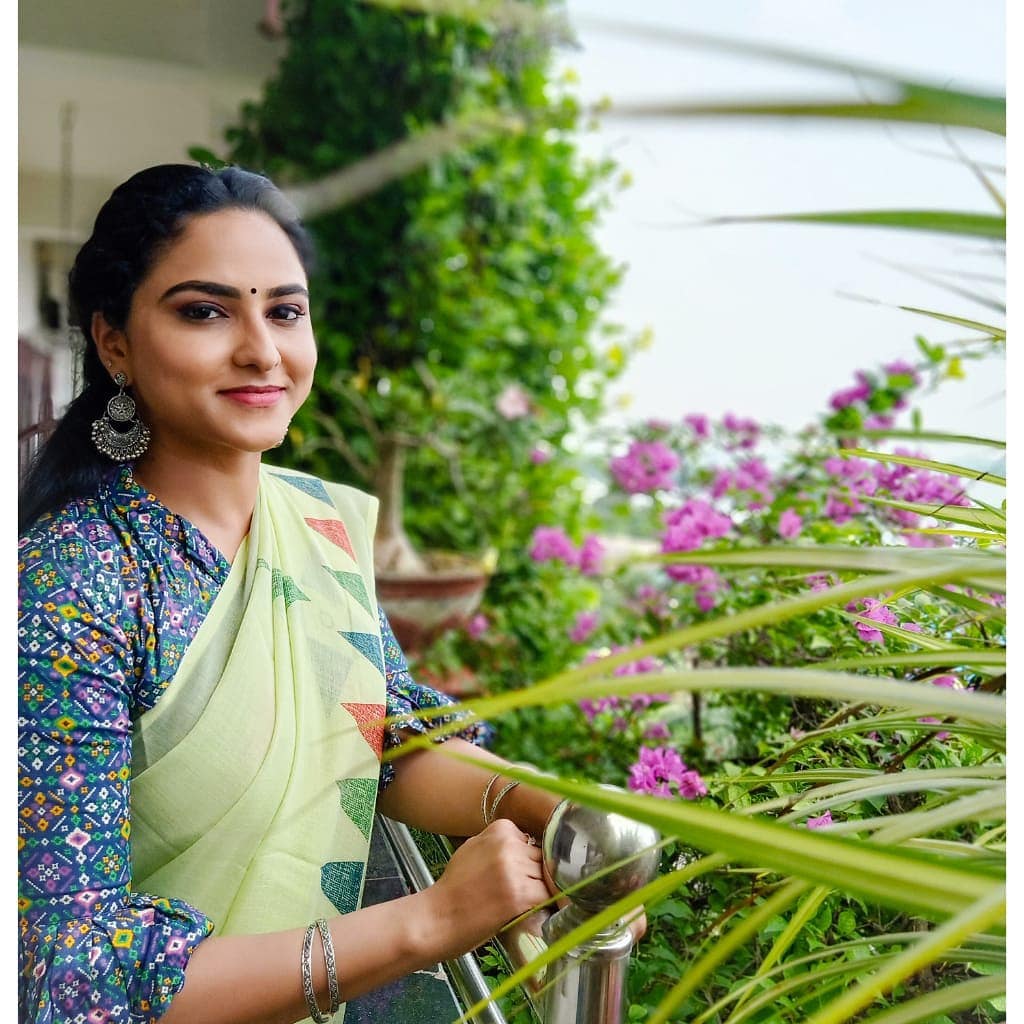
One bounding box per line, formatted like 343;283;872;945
18;536;213;1024
378;606;491;790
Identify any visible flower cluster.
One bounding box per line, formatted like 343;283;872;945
710;455;776;508
628;746;708;799
660;499;733;609
845;597;925;644
722;413;760;450
529;527;606;575
824;449;971;543
578;645;668;730
610;440;680;493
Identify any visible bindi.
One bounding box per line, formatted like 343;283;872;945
251;288;257;294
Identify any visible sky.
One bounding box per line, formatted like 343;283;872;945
555;1;1006;476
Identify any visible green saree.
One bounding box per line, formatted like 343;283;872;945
130;467;388;1020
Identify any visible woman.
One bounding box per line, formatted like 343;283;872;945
18;164;563;1024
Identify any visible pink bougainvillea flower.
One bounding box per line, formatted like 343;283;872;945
529;446;552;465
807;810;833;830
778;508;803;540
863;413;895;431
578;535;605;577
495;383;531;420
610;440;680;493
916;675;961;740
825;490;865;524
851;598;898;644
643;721;671;741
828;370;873;410
466;613;489;640
883;359;921;386
529;526;579;567
569;610;600;645
722;413;760;450
683;413;710;439
628;746;707;800
805;572;837;592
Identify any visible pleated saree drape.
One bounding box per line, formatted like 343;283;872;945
130;467;388;1022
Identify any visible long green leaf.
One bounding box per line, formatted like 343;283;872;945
856;975;1006;1024
896;304;1006;337
811;650;1004;672
649;879;811;1024
725;885;830;1019
803;885;1005;1024
833;429;1005;450
697;937;1003;1024
576;19;1004;131
382;561;1004;741
651;543;1003;577
436;756;1006;922
859;496;1006;532
695;209;1005;239
838;448;1005;486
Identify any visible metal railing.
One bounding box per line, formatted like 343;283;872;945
378;798;660;1024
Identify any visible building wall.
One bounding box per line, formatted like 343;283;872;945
19;40;274;410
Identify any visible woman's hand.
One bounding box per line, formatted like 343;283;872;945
414;818;552;962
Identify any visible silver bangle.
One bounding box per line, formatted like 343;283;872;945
487;780;520;824
481;772;501;828
301;923;332;1023
315;918;341;1015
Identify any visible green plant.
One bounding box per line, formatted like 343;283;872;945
211;0;632;573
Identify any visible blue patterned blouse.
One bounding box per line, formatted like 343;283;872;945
18;464;487;1023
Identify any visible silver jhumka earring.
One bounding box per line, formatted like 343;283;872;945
91;372;151;461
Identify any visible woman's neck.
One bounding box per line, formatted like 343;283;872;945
131;448;262;564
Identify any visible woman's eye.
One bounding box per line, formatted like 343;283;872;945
181;303;223;321
270;305;306;322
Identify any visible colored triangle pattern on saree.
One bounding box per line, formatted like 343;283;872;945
336;778;377;840
270;471;335;506
340;702;386;759
321;860;366;916
323;566;374;616
306;516;356;559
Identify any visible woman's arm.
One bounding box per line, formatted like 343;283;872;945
376;736;562;838
163;817;547;1024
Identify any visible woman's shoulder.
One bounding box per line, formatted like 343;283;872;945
19;488;125;567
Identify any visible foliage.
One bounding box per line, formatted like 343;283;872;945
217;0;633;557
377;22;1005;1021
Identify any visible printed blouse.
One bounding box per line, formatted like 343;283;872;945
18;464;486;1023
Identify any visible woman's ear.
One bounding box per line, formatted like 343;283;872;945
91;312;130;375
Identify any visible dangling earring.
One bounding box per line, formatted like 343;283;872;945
91;372;151;461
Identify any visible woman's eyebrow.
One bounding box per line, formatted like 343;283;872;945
159;280;309;301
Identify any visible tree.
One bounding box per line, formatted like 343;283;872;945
221;0;629;572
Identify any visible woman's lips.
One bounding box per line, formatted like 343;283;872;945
220;386;286;407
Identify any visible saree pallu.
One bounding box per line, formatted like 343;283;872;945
130;467;388;1021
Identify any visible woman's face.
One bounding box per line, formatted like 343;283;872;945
99;208;317;463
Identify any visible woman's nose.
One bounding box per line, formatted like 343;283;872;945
233;314;281;370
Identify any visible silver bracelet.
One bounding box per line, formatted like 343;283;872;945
480;772;501;828
301;923;332;1023
487;780;520;824
315;918;341;1015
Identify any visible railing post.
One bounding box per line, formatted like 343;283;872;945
539;799;661;1024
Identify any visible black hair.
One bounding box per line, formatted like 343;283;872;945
18;164;316;534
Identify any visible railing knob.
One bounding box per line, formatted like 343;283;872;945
538;795;661;1024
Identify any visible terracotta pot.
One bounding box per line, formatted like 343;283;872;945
375;551;489;656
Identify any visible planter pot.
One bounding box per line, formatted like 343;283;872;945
375;551;489;658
